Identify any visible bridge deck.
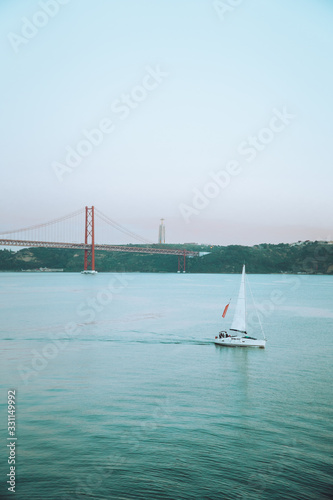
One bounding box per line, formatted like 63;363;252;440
0;239;199;257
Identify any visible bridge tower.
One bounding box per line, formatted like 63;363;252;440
177;250;186;273
84;206;95;271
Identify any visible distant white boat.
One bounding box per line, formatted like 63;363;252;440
81;270;98;275
214;265;266;348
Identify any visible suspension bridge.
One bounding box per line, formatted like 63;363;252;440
0;207;199;272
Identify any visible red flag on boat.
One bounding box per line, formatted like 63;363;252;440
222;302;230;318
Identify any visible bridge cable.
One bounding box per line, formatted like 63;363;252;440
95;209;153;245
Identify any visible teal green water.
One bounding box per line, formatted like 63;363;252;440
0;272;332;500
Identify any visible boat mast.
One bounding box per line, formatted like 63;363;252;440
230;264;247;335
244;264;247;334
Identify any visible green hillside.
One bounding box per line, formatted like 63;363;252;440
0;241;332;274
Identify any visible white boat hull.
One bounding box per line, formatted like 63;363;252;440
214;337;266;348
81;270;98;274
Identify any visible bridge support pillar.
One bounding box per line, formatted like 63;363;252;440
84;206;95;271
178;250;186;273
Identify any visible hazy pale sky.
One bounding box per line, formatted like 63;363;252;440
1;0;332;245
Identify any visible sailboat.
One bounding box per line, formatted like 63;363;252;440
214;265;266;348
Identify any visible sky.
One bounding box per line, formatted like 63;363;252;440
0;0;332;245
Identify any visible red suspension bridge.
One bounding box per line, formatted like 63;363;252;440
0;206;199;272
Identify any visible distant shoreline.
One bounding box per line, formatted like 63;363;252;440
1;241;332;275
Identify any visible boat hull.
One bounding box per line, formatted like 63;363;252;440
214;337;266;348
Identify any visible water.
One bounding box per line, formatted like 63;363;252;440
0;272;332;500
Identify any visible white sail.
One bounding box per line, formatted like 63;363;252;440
230;264;246;333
